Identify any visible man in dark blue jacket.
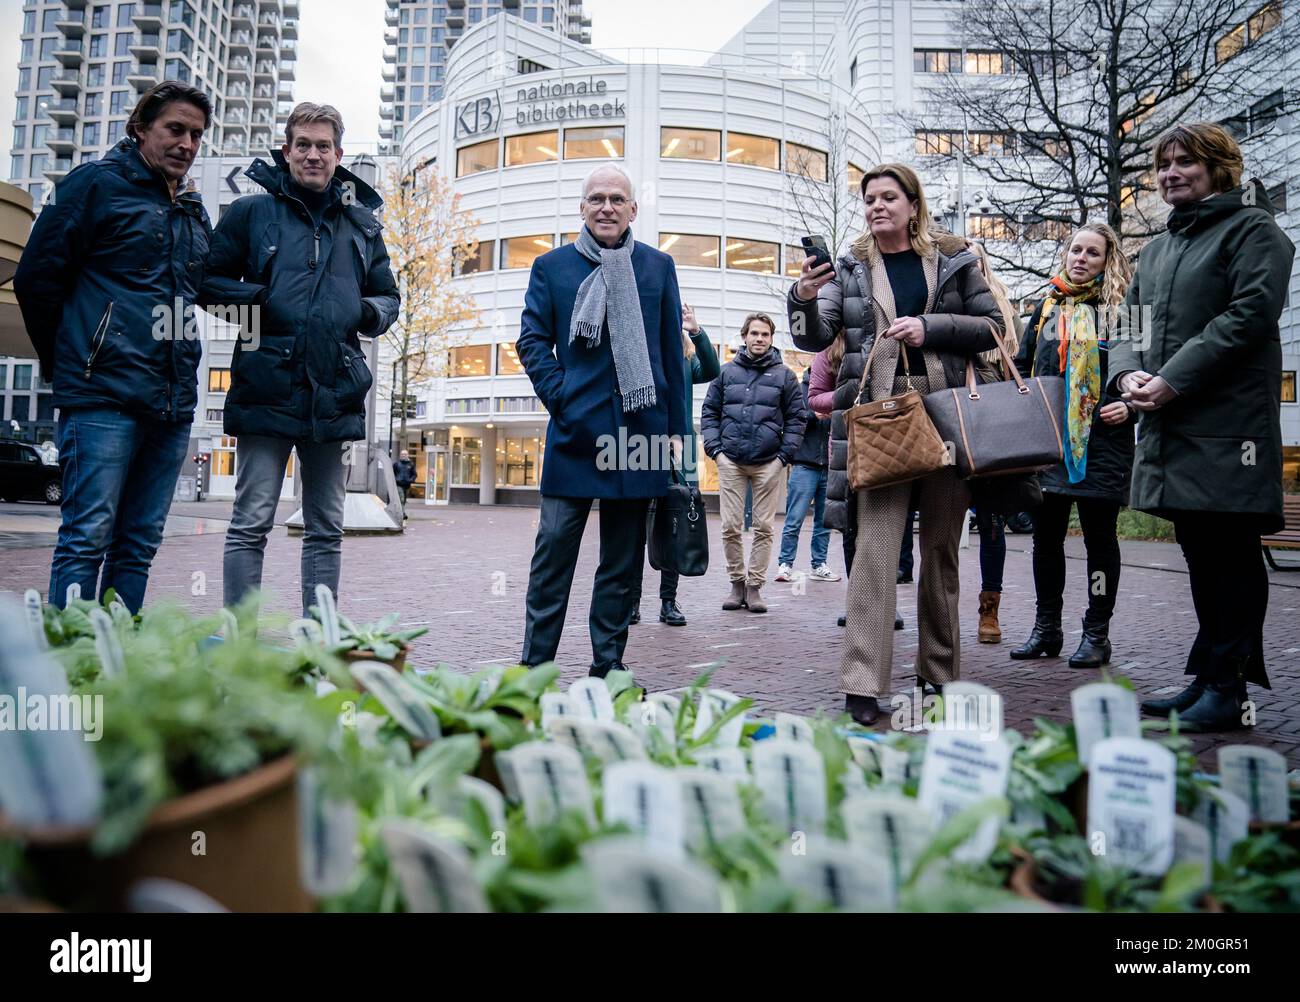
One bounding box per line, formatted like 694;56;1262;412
700;314;806;614
516;163;687;679
14;81;213;612
201;103;399;615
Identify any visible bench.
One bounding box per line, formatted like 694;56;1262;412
1262;495;1300;571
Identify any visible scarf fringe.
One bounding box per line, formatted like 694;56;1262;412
572;320;603;346
621;384;656;413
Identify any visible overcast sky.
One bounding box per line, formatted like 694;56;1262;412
0;0;769;173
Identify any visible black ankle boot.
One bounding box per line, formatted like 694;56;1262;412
628;606;641;625
1068;620;1111;669
1009;611;1064;660
659;600;686;626
1178;681;1249;733
894;612;904;630
845;694;882;726
1141;679;1207;717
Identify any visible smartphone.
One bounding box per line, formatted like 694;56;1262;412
800;235;833;273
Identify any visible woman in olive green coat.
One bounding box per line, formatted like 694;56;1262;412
1108;122;1296;733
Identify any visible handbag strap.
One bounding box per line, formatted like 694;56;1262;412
964;320;1029;399
856;331;917;404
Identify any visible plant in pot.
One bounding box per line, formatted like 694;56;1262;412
0;602;340;913
311;608;428;672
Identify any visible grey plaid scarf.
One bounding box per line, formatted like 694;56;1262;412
570;225;656;413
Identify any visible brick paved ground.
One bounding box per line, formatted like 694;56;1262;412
4;499;1299;768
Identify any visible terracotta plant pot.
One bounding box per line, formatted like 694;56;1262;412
1248;819;1300;849
1008;846;1222;912
1;755;309;913
343;644;409;672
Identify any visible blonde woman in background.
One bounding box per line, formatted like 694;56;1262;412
1010;222;1135;670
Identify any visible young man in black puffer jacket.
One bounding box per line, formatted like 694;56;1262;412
700;313;806;613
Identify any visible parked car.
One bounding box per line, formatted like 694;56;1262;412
0;439;61;504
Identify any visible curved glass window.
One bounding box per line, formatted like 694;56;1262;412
658;233;720;268
456;138;497;177
660;127;721;161
786;142;828;182
726;238;778;274
725;132;779;170
565;126;624;160
501;234;555;270
505;130;559;166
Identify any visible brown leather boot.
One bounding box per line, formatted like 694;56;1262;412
977;590;1002;643
745;584;767;614
722;580;747;611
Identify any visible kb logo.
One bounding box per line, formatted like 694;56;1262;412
455;92;501;139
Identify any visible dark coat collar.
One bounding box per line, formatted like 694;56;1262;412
1167;178;1273;235
244;149;384;212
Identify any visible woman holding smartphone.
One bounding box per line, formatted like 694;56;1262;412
787;164;1003;725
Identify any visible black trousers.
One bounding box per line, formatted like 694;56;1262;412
521;495;650;672
1172;511;1271;688
1031;493;1121;630
629;556;680;605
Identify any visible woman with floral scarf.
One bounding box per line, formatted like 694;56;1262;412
1010;223;1135;669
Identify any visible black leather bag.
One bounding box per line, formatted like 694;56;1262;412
923;327;1065;479
647;464;709;577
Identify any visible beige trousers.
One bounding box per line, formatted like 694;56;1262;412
716;454;785;587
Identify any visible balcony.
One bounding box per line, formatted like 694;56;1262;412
228;58;252;80
446;13;465;29
384;27;397;45
382;62;396;81
280;60;295;81
256;34;277;56
132;3;163;31
47;128;77;155
128;66;159;91
254;83;275;100
232;3;255;27
62;0;87;8
280;39;297;60
283;0;299;13
278;82;293;101
258;13;281;31
503;0;519;7
448;0;465;8
55;12;87;38
282;18;297;39
380;103;394;120
224;113;248;131
250;130;272;151
51;70;82;96
129;33;161;61
53;39;84;67
45;158;75;181
380;84;394;102
379;121;393;139
384;0;397;9
46;98;80;125
254;60;276;81
230;30;253;52
384;9;398;26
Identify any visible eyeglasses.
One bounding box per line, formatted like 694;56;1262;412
584;194;630;208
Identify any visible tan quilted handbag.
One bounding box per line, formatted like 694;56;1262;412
845;334;950;491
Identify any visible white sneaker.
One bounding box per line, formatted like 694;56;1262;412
774;564;793;582
811;564;841;582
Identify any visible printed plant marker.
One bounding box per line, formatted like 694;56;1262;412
1191;786;1250;863
677;768;748;852
64;582;81;605
779;834;894;911
540;691;573;729
568;676;617;722
289;617;324;649
546;717;646;765
499;741;594;826
1172;816;1213;892
0;599;104;828
23;590;46;650
875;742;919;788
603;761;685;858
473;665;505;707
349;661;442;741
840;763;872;800
88;608;125;678
1071;682;1140;766
379;819;488;913
1086;737;1176;875
126;879;230;914
647;692;682;723
918;731;1012;863
626;697;676;746
844;733;880;771
457;775;507;833
691;747;748;778
297;768;359;898
314;583;341;648
775;711;815;744
751;739;827;834
941;681;1003;740
1217;746;1288;824
692;689;747;748
841;793;935;901
495;747;522;803
582;837;722;913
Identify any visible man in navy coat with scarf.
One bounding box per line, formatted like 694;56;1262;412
517;164;687;679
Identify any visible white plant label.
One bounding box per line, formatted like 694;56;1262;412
473;666;504;707
456;776;507;833
841;793;935;900
602;761;685;858
546;717;646;765
567;677;617;722
349;661;441;741
692;689;747;747
775;712;815;744
501;741;594;826
779;834;894;911
88;608;125;678
582;837;721;913
1172;816;1213;892
918;731;1011;862
626;699;676;746
297;768;359;898
494;747;522;803
219;608;240;642
840;763;872;800
379;820;488;913
314;583;341;648
647;692;682;724
23;590;46;650
751;739;827;834
289;617;324;649
1217;745;1288;824
1191;786;1251;863
540;691;573;729
941;681;1003;740
875;742;918;788
0;600;103;827
126;878;230;914
677;768;748;852
1087;737;1176;875
64;582;81;605
691;747;749;779
1070;682;1141;765
844;734;879;771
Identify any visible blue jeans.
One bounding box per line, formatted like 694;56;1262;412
49;408;192;613
975;508;1006;592
778;463;830;568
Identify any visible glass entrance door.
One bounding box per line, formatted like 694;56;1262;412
427;448;450;504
